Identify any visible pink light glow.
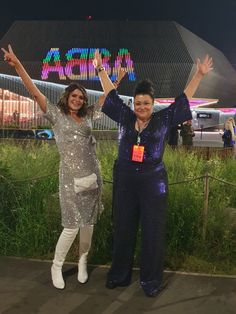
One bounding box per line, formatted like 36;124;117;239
154;98;218;108
218;108;236;113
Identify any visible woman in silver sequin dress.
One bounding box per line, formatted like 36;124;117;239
2;45;103;289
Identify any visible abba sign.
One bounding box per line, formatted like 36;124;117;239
41;48;136;81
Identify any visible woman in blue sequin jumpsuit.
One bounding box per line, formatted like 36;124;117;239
93;51;213;297
2;45;103;290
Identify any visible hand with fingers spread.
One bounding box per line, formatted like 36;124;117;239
97;65;127;106
113;66;127;88
1;44;20;67
184;54;213;99
117;66;127;82
196;54;213;76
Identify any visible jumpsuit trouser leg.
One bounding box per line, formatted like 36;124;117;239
138;166;168;294
107;163;140;285
107;161;168;295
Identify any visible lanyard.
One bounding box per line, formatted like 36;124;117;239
136;118;151;145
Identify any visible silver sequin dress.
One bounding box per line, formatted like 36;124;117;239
44;99;103;228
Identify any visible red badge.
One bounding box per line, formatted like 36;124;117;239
132;145;144;162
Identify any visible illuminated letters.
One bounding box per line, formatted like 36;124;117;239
41;48;136;81
111;48;136;81
41;48;66;80
65;48;88;80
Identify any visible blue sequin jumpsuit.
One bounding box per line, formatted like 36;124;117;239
102;89;192;292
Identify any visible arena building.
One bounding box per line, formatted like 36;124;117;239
0;20;236;130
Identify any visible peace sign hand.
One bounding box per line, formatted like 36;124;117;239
93;49;103;69
1;44;19;67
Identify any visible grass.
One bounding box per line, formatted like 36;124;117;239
0;140;236;274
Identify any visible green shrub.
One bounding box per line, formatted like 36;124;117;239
0;141;236;274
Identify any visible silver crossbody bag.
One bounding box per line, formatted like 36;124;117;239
74;173;98;193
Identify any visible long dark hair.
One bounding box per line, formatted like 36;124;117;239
134;79;155;101
57;83;89;117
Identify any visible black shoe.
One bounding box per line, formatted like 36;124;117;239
106;279;131;289
141;281;167;297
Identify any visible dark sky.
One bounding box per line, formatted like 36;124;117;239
1;0;236;66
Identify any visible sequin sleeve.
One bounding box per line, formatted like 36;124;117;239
43;98;62;125
87;101;103;121
102;89;133;124
164;93;192;127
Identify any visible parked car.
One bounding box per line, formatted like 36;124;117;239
35;129;54;139
0;129;54;140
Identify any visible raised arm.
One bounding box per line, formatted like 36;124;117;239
93;49;117;96
1;44;47;113
98;65;127;106
184;55;213;100
113;65;127;89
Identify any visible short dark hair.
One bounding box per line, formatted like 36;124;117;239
57;83;88;117
134;79;155;101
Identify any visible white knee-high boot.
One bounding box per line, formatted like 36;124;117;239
51;228;79;289
78;225;94;283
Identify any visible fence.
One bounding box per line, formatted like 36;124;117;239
0;135;233;159
0;77;132;130
0;88;119;130
1;170;235;242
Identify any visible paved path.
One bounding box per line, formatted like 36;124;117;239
0;257;235;314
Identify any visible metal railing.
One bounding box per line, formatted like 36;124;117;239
1;170;235;241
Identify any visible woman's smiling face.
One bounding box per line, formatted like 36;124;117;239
134;94;154;121
68;89;85;112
